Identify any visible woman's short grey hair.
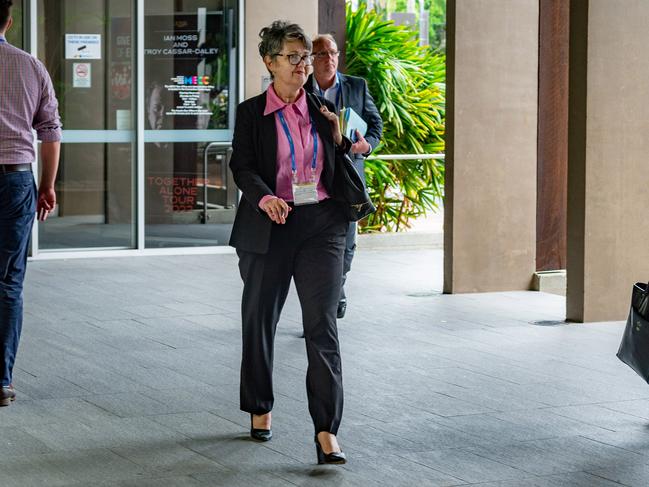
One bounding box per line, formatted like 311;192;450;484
258;20;312;59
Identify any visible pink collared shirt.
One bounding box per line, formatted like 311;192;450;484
0;36;62;164
259;84;328;209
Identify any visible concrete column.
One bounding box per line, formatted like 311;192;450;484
318;0;346;71
244;1;318;100
567;0;649;322
444;0;538;293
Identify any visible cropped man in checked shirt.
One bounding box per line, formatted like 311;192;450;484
0;0;61;406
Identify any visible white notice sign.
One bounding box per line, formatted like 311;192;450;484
65;34;102;59
72;63;91;88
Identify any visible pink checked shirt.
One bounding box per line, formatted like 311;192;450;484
0;35;62;164
259;84;329;208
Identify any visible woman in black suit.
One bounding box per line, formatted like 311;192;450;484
229;21;350;464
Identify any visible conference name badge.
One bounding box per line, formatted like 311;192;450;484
292;180;319;206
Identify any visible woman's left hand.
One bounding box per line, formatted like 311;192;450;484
320;105;343;146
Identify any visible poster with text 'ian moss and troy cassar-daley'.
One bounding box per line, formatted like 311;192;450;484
144;14;230;131
143;12;232;220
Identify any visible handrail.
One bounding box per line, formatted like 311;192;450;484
202;142;231;224
366;153;445;161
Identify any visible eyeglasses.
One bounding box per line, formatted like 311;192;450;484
313;50;340;59
275;53;315;66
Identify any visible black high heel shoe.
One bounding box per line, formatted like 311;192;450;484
250;414;272;442
315;434;347;464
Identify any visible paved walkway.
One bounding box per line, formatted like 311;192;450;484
1;249;647;486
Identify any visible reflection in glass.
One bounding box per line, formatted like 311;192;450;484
38;0;135;131
144;1;238;248
37;0;136;250
31;0;238;251
144;2;234;131
145;81;166;130
5;2;22;49
145;141;236;248
39;143;135;249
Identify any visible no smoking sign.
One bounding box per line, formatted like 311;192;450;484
73;62;92;88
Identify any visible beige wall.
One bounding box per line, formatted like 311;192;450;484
567;0;649;322
244;0;318;100
444;0;538;293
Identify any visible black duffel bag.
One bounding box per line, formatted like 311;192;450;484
617;281;649;383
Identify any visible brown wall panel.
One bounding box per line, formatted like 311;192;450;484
537;0;569;271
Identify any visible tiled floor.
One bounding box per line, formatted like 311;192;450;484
1;249;645;486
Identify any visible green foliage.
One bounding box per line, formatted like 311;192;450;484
385;0;446;50
346;2;445;232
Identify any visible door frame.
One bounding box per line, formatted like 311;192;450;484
28;0;244;259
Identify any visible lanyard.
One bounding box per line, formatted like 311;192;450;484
277;109;318;177
0;38;5;44
317;72;342;111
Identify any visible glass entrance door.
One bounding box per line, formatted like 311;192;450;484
29;0;238;254
37;0;136;250
142;0;237;248
143;0;237;248
5;0;22;48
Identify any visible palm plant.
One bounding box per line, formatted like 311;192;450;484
345;2;445;232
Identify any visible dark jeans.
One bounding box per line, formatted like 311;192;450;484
237;199;348;434
0;171;36;387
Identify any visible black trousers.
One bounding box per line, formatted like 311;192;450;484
237;199;348;435
339;221;357;301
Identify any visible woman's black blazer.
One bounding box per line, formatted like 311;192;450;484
228;90;350;254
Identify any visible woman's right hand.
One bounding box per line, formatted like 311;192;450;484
319;105;343;146
262;197;292;224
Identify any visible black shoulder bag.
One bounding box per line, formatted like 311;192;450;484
617;281;649;383
307;91;376;222
332;151;376;222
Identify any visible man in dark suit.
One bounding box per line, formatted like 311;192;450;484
305;34;383;319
